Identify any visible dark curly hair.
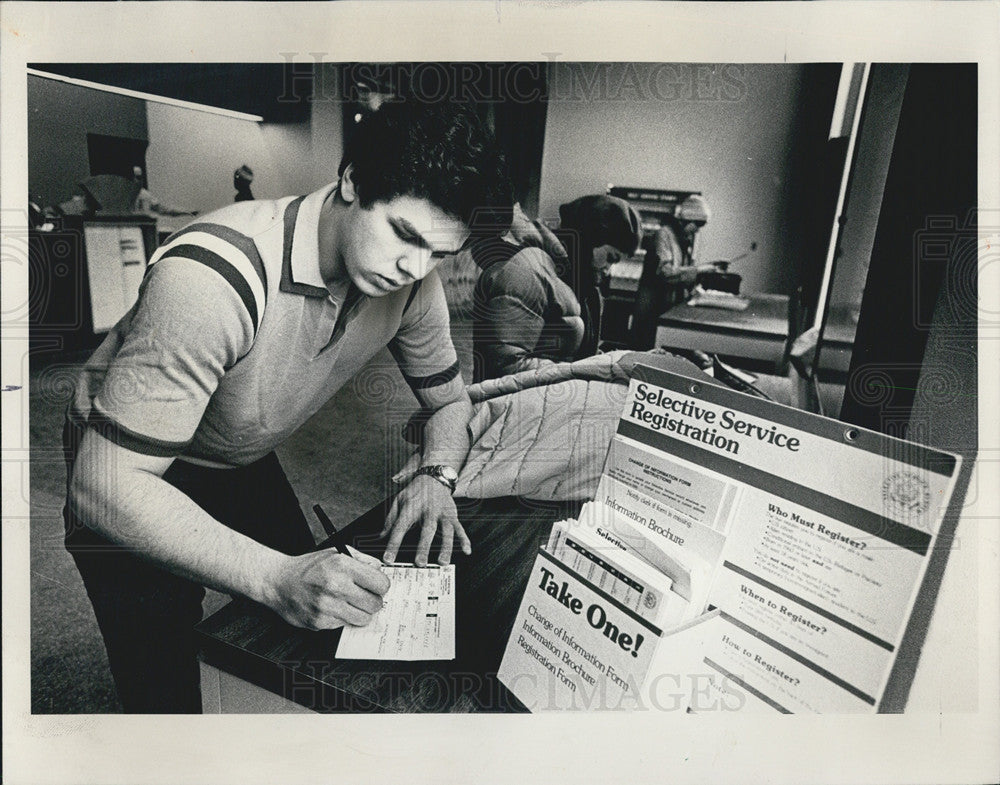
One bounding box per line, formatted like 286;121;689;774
338;101;513;237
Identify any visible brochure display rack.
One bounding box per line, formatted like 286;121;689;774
498;365;962;713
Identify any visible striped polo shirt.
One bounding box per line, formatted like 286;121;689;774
70;182;465;467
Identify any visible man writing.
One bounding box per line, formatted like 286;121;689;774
63;102;512;712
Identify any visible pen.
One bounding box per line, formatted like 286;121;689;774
313;504;353;558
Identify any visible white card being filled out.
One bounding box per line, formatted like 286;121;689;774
335;547;456;661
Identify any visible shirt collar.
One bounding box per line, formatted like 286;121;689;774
279;181;339;297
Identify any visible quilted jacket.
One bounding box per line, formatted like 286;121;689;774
395;350;721;501
471;242;587;382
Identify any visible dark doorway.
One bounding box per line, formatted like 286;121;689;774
839;64;977;436
87;132;149;182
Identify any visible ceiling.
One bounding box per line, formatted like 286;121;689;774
30;63;314;123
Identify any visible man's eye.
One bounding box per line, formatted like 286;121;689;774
391;224;415;242
390;221;424;244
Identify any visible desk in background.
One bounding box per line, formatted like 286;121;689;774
655;292;790;372
816;303;860;377
655;293;858;378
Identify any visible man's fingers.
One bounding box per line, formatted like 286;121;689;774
455;519;472;556
340;585;385;616
342;558;391;596
380;495;402;538
383;500;417;563
326;565;387;614
381;485;471;565
305;594;374;629
437;524;455;566
329;600;374;628
414;515;438;567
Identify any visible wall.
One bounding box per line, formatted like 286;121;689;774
538;63;811;294
27;75;148;208
308;63;346;190
144;63;344;233
144;104;310;221
30;64;813;295
27;71;344;225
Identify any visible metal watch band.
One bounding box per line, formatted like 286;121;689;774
414;464;458;493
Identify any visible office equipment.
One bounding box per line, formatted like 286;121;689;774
78;174;141;213
607;185;708;265
28;214;157;355
606;257;644;292
83;221;148;332
686;286;750;311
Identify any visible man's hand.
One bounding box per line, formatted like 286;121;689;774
381;475;471;566
264;550;391;631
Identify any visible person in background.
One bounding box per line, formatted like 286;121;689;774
627;195;730;351
63;103;512;712
472;195;642;382
131;166;198;217
627;219;698;351
233;165;255;202
674;193;711;264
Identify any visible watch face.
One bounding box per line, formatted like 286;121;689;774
439;466;459;482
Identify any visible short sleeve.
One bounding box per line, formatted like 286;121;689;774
388;269;465;411
88;256;256;457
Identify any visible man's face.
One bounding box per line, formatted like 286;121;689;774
332;170;469;297
591;244;628;280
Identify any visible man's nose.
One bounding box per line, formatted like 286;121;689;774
396;250;428;281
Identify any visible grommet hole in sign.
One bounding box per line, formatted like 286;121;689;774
689;383;701;395
844;428;860;443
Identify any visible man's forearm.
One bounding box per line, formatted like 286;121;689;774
72;440;390;630
419;395;473;468
71;443;286;605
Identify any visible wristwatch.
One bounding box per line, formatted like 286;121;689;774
414;464;459;494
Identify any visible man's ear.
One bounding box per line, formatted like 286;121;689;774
340;164;357;203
